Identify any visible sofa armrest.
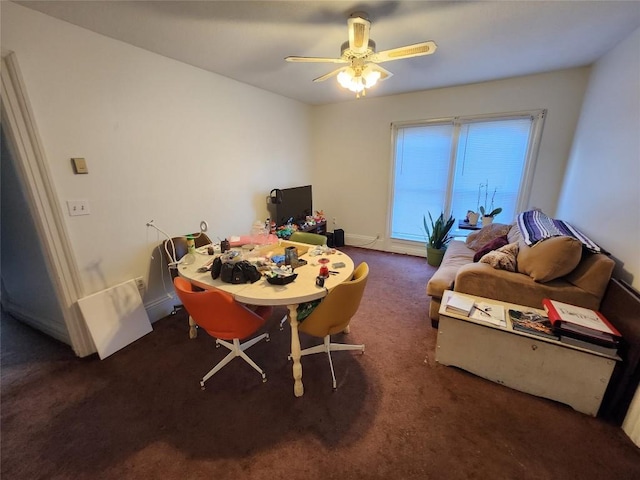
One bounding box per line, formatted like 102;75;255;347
454;263;603;310
565;252;615;302
426;240;475;298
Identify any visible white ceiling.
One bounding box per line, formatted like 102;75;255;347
14;1;640;105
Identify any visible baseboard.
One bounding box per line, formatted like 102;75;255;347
344;234;427;257
2;293;178;358
345;234;384;250
387;243;426;257
1;299;71;345
143;293;179;323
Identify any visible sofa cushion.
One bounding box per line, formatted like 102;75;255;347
517;236;582;282
466;223;513;250
479;242;519;272
473;235;509;262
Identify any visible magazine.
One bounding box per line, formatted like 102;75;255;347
508;309;559;340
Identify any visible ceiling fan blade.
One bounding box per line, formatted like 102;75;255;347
313;67;348;83
347;13;371;54
372;41;438;63
285;56;348;64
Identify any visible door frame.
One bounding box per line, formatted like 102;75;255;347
1;51;94;357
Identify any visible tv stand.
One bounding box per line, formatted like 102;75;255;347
298;220;326;235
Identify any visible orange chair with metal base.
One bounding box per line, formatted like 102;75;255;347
173;277;272;389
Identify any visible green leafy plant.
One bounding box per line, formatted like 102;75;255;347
423;212;455;250
477;181;503;218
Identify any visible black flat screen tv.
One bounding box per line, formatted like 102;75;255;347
267;185;313;227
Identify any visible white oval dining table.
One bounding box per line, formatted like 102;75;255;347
178;240;355;397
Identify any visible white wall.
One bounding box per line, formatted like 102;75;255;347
557;27;640;291
554;27;640;446
311;69;590;254
1;3;312;324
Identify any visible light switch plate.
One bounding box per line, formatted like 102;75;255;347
71;157;88;174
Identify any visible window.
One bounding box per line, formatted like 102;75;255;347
389;110;545;243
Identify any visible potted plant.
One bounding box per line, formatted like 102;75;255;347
477;181;502;226
423;211;455;267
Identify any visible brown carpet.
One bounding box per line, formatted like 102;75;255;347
2;247;639;479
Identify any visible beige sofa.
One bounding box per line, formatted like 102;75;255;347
426;223;615;328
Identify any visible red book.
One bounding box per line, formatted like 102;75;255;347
542;299;621;345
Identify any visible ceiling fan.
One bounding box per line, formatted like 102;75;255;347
285;12;437;98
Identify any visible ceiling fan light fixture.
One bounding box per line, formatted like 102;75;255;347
337;65;381;96
363;66;381;87
337;68;360;91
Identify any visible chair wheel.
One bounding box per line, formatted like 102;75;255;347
265;335;271;343
200;382;206;391
262;375;267;383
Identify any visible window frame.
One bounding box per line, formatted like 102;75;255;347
386;109;546;255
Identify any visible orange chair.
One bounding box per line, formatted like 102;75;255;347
173;277;272;389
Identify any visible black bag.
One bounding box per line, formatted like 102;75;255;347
211;257;222;280
220;261;237;283
239;261;261;283
218;260;261;284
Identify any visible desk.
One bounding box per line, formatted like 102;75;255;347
178;241;354;397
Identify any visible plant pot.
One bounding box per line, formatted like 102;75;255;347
426;247;446;267
467;212;479;226
481;215;494;226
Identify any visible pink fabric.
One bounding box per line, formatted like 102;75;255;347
229;234;279;247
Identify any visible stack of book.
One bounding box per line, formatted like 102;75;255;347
444;293;475;316
542;299;621;356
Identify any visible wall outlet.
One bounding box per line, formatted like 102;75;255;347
134;277;145;294
67;199;91;216
332;217;337;225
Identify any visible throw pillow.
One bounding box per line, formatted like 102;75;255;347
507;223;522;244
466;223;513;251
517;236;583;282
479;242;519;271
473;235;509;262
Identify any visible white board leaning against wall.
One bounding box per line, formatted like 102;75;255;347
78;279;152;359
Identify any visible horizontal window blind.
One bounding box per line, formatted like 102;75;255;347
391;123;453;241
389;112;544;244
452;118;532;223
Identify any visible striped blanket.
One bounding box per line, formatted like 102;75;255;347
517;210;601;253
